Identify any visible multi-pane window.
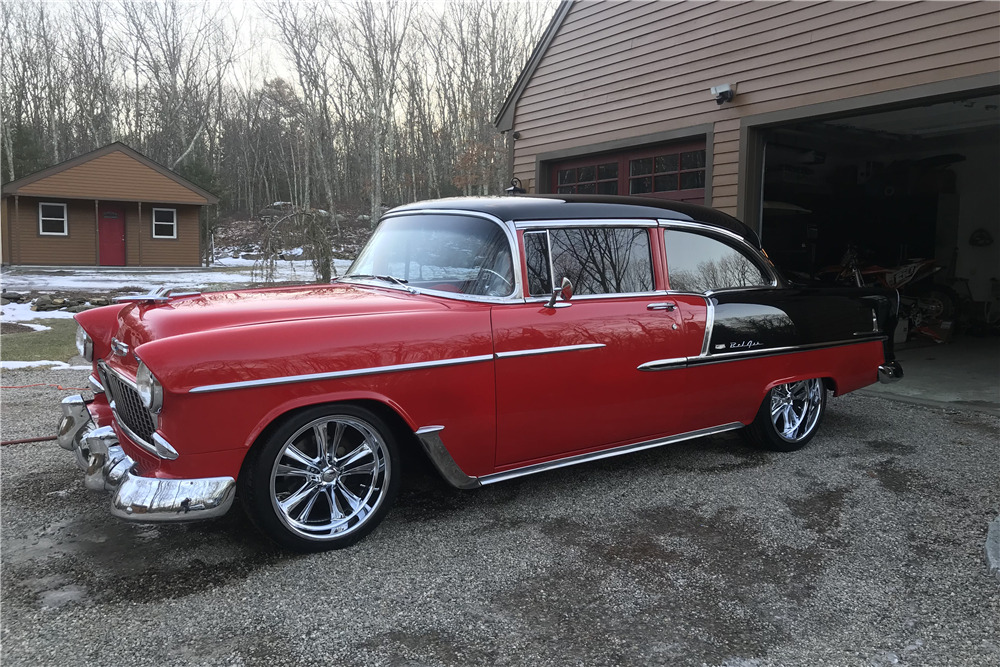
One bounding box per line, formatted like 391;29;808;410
524;227;653;296
556;162;619;195
550;140;707;203
629;150;706;195
38;202;68;236
664;230;770;293
152;208;177;239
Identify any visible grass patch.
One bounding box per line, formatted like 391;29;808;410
0;319;78;363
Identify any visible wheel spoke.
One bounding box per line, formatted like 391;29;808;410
337;443;372;469
274;463;311;479
313;424;330;462
328;487;346;520
329;421;346;457
278;481;318;514
297;488;322;523
283;443;318;469
340;460;376;478
336;481;365;512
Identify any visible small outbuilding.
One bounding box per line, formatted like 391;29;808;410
1;143;218;267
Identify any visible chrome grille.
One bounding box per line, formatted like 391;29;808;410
100;364;156;445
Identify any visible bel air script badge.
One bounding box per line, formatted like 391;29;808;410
728;340;761;349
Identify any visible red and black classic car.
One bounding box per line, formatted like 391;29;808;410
58;195;902;551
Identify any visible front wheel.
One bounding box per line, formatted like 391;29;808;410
241;405;400;552
743;378;826;452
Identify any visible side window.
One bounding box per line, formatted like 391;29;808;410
524;231;552;296
525;227;653;296
664;230;769;293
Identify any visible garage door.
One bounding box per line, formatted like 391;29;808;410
550;139;707;204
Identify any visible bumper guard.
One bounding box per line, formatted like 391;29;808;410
57;395;236;522
878;360;904;384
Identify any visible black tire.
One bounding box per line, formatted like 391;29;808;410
743;378;826;452
913;285;959;323
241;404;401;552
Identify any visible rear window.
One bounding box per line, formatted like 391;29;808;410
664;230;769;293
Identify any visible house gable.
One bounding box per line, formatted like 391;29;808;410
2;143;218;205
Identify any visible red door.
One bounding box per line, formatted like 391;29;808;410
491;296;705;468
98;204;126;266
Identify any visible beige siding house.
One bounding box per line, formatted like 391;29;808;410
498;0;999;300
2;143;218;267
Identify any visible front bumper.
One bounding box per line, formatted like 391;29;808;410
57;395;236;522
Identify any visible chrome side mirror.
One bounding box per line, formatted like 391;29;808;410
545;277;573;308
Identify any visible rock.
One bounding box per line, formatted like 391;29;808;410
0;298;8;306
67;305;91;313
51;298;66;305
2;291;25;302
89;297;109;307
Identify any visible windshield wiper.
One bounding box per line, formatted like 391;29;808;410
344;273;409;285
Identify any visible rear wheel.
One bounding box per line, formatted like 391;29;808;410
744;378;826;452
241;405;400;552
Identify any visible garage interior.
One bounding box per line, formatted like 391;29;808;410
758;93;999;413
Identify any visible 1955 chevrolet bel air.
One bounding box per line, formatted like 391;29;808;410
58;195;903;551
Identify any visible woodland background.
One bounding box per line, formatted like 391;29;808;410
0;0;554;271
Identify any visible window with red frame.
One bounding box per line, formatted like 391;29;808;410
550;140;706;204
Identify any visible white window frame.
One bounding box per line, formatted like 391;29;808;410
38;202;68;236
151;207;177;239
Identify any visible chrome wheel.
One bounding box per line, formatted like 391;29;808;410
269;415;391;542
769;378;824;443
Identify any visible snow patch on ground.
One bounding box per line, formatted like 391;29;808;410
0;302;77;323
0;360;92;370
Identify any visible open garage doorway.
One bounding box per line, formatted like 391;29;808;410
760;93;1000;349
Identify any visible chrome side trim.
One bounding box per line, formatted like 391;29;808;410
689;337;884;365
638;337;887;372
658;219;747;243
637;357;688;372
189;354;495;394
414;426;480;490
478;422;744;486
515;218;658;229
495;343;605;359
700;297;715;357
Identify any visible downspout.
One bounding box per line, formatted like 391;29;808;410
137;202;143;266
94;200;99;264
13;195;19;264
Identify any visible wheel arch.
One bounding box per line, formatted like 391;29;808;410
238;395;431;480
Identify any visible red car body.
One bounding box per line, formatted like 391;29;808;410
58;195;902;551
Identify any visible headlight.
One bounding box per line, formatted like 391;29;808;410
75;325;93;362
136;361;163;413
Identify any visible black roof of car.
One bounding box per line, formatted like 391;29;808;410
387;194;761;247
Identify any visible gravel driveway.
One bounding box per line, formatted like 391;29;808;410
1;366;998;666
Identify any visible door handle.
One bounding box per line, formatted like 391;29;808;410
647;302;676;311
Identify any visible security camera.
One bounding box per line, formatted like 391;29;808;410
710;83;736;105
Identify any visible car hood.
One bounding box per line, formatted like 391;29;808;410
115;283;451;346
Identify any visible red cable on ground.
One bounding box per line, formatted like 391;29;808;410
2;435;57;446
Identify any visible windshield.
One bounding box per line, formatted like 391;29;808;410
346;214;515;297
